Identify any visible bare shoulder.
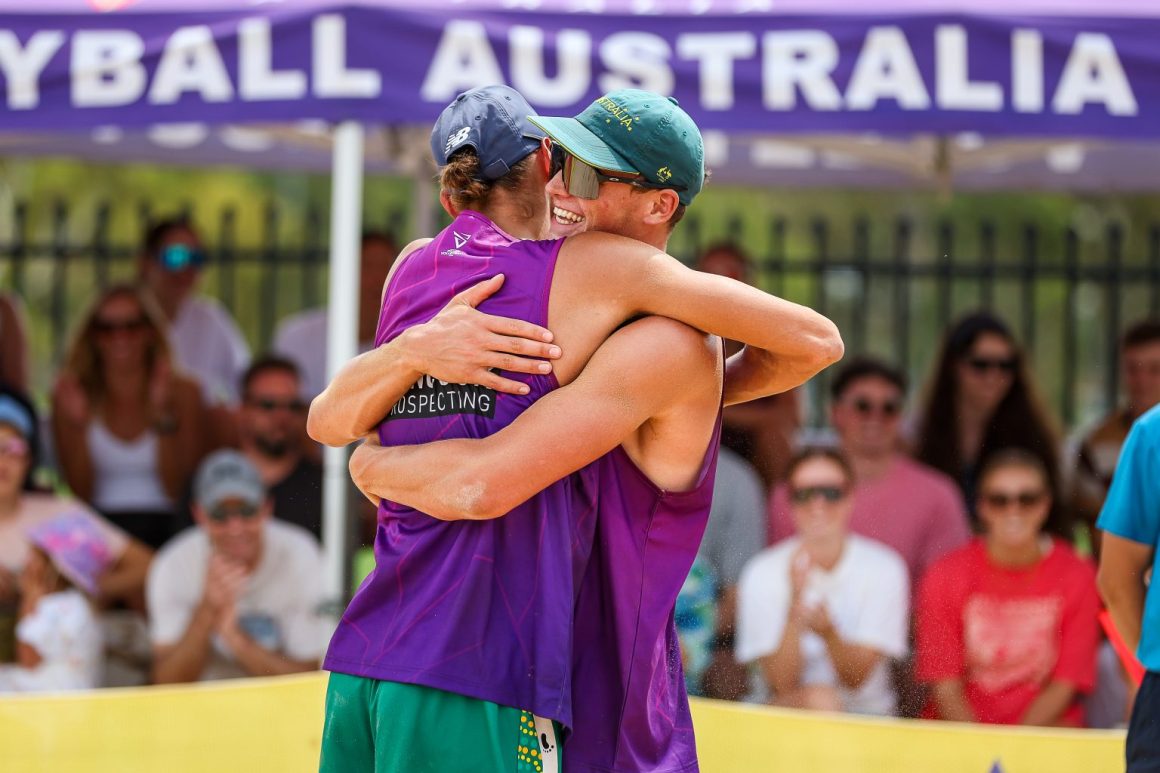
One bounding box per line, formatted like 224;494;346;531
607;317;719;374
398;237;433;262
559;231;665;270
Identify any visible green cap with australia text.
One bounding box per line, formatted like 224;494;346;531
529;89;704;206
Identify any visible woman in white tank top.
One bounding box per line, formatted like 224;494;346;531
51;284;207;549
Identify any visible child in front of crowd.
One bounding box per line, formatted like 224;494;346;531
0;514;112;692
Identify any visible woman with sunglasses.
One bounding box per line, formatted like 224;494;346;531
52;284;207;550
916;448;1100;726
736;447;909;716
915;311;1061;527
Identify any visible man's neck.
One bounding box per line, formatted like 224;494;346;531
242;444;298;488
479;195;549;241
847;449;895;484
626;225;668;251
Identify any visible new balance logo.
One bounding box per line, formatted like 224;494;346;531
445;127;471;154
453;231;470;249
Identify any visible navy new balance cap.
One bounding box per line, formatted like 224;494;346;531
430;85;546;181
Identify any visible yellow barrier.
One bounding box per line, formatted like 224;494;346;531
689;699;1124;773
0;672;1126;773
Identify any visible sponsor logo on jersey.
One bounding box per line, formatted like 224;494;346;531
386;374;496;421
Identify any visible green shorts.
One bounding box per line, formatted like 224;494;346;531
319;672;563;773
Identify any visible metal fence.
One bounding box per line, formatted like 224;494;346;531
2;197;1155;431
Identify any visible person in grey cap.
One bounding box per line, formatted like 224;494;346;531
147;449;323;684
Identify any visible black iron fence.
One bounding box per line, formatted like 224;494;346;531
2;197;1156;431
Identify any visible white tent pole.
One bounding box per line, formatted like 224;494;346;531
322;121;364;606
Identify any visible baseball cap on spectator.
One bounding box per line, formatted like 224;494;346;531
195;450;265;513
27;513;115;597
430;85;546;181
530;89;705;206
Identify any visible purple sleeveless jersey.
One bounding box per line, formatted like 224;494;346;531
323;211;590;727
567;410;723;773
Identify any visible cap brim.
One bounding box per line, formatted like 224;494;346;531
528;116;637;174
199;483;262;512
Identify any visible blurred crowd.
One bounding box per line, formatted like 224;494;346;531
676;242;1159;730
0;217;393;691
0;222;1153;732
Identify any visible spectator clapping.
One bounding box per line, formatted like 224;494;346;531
737;448;910;715
148;450;324;684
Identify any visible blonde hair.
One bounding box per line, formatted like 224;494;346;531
62;283;173;403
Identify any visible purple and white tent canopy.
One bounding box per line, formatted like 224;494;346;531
2;0;1160;188
1;0;1158;136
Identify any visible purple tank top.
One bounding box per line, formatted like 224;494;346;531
323;211;581;726
567;410;723;772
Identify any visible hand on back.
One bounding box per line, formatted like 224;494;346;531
402;274;561;395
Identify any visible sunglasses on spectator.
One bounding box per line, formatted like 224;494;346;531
0;436;29;459
981;490;1046;510
245;397;307;413
789;485;847;505
93;316;149;335
208;502;260;523
965;356;1017;374
546;139;684;200
848;397;901;419
157;243;207;272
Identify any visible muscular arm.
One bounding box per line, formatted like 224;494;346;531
308;272;561;447
561;233;844;404
349;317;718;520
1098;532;1154;654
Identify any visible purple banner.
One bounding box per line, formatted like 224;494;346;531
1;5;1159;137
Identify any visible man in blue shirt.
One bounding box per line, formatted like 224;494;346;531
1099;403;1160;771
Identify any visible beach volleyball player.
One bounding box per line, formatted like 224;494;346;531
311;87;842;772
